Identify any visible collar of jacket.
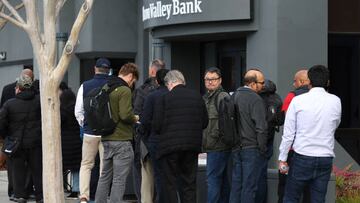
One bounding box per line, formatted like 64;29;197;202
16;89;36;100
93;73;110;79
205;86;224;99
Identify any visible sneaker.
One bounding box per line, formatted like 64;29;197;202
9;195;18;202
17;198;27;203
79;197;88;203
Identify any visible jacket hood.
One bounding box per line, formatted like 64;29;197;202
107;76;129;88
260;80;277;94
15;89;36;100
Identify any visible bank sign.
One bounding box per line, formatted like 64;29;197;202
142;0;252;29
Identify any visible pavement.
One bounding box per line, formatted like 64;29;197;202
0;170;79;203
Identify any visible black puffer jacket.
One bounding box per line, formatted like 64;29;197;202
153;85;208;159
60;89;82;171
0;89;41;149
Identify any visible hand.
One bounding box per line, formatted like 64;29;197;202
134;115;140;122
278;161;289;174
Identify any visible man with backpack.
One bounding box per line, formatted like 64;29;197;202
256;79;285;203
74;58;112;203
202;67;231;203
229;69;268;203
95;63;140;203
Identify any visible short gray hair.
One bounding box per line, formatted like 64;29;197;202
164;70;186;85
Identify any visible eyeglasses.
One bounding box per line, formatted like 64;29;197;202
256;81;265;85
204;77;220;82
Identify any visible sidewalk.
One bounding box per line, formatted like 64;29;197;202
0;171;78;203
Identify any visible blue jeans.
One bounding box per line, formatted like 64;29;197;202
71;170;80;192
95;141;134;203
284;153;333;203
256;141;274;203
229;148;263;203
206;151;231;203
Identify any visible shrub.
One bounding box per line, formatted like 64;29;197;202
333;164;360;203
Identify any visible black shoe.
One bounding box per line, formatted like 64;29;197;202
9;195;18;202
36;199;43;203
67;192;79;199
17;198;27;203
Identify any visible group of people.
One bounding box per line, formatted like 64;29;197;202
0;69;82;203
0;57;341;203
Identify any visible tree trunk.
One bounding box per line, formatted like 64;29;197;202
39;74;64;203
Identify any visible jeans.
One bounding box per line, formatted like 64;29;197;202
283;153;333;203
206;151;231;203
256;141;274;203
71;170;80;192
229;148;263;203
95;141;134;203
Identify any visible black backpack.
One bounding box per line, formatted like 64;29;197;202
216;91;240;148
84;83;123;136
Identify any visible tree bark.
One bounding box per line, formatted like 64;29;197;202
39;74;64;203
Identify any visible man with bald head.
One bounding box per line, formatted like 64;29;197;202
278;69;311;203
281;69;310;112
229;69;268;203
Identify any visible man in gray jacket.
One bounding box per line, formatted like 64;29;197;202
229;69;268;203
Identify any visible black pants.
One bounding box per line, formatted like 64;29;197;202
278;150;311;203
159;151;198;203
11;147;43;201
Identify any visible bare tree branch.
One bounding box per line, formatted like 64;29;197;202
23;0;43;57
54;0;94;82
0;11;24;29
0;2;25;30
55;0;67;19
1;0;25;24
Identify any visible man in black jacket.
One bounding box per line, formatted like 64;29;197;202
132;59;165;202
0;68;37;202
153;70;208;203
0;74;42;203
229;69;268;203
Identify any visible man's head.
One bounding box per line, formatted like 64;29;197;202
293;69;309;89
204;67;222;92
156;69;169;86
16;74;33;93
21;68;34;80
118;63;139;88
308;65;329;88
164;70;186;91
149;59;165;78
94;58;111;75
243;68;265;93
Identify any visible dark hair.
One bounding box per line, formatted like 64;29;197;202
119;63;139;80
308;65;329;88
151;59;165;70
59;82;69;91
204;67;222;78
156;69;169;86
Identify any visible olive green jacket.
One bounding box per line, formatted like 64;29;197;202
202;87;230;152
102;86;136;141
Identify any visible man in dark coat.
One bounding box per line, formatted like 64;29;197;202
0;74;43;203
132;59;165;202
0;68;37;202
229;69;268;203
153;70;208;203
139;68;169;203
